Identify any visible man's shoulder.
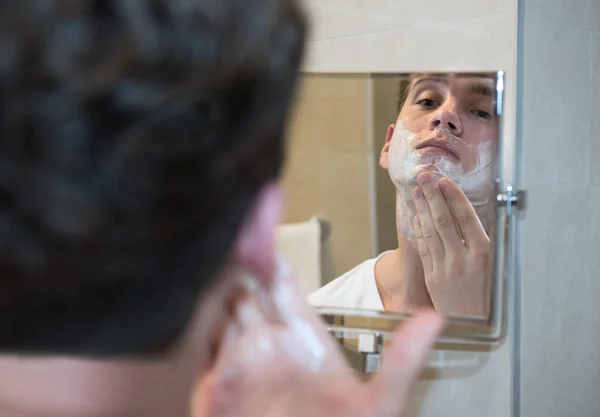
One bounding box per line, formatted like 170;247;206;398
307;255;383;310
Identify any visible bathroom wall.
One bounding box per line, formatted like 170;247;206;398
281;74;375;281
300;1;518;416
519;0;600;415
282;74;406;279
371;76;402;253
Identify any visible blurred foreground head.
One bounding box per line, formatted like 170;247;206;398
0;0;306;357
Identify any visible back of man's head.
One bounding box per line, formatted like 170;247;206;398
0;0;306;357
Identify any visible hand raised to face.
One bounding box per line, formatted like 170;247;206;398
192;257;444;417
412;172;492;318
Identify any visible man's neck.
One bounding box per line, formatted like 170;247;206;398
0;296;221;417
374;237;433;312
0;354;199;417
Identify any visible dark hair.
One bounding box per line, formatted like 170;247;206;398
0;0;306;357
397;79;411;113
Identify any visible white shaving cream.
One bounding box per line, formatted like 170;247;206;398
388;121;493;241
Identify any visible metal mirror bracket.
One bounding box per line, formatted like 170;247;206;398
332;331;383;375
498;184;526;212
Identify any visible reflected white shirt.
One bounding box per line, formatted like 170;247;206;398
307;251;391;311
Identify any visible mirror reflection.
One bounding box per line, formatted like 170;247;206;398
279;72;501;321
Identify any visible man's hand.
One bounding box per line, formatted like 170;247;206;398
192;257;443;417
412;171;491;318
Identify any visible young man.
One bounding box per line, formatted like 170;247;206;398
310;73;499;318
0;1;442;417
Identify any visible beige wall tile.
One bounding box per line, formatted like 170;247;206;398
282;75;374;280
319;153;373;276
281;150;329;222
297;74;369;102
288;97;369;155
281;150;373;279
371;76;402;252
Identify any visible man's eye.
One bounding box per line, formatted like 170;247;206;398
416;99;438;108
473;109;492;120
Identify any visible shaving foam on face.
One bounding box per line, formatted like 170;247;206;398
388;121;493;241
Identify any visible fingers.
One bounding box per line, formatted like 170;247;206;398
412;185;445;262
192;320;246;417
193;256;355;417
415;172;465;252
437;178;488;246
211;298;271;389
412;215;433;272
191;370;220;417
268;253;349;374
373;310;444;416
218;253;348;374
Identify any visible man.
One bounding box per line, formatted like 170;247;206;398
309;73;498;318
0;1;442;417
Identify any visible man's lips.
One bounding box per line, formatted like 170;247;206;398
415;139;459;159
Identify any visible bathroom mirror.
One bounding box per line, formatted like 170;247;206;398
279;71;518;350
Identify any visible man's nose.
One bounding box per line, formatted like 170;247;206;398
429;107;463;135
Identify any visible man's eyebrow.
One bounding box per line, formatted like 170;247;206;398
409;75;495;97
410;77;447;90
472;83;494;97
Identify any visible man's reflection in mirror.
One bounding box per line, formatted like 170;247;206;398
309;73;498;318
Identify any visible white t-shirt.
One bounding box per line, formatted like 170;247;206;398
307;252;390;311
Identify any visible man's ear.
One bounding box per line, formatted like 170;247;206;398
379;124;395;170
233;182;283;287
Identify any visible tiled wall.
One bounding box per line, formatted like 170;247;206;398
520;0;600;415
299;1;518;416
371;76;402;254
282;74;410;280
281;74;375;280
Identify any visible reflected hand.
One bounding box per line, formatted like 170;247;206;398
192;258;443;417
412;172;491;318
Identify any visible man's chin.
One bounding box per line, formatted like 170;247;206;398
415;164;439;173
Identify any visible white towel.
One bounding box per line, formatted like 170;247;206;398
275;217;326;296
